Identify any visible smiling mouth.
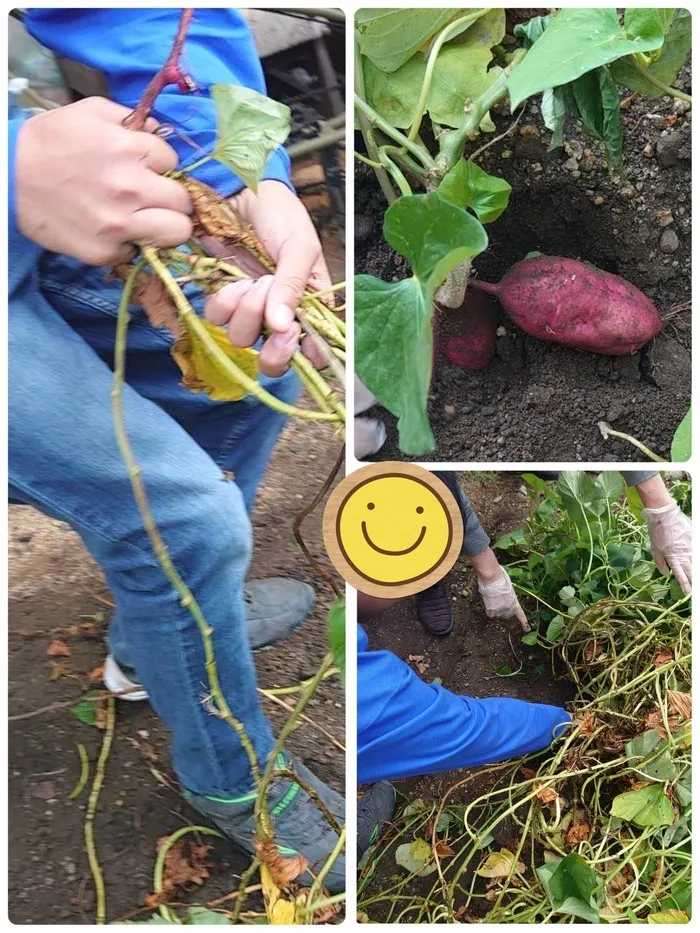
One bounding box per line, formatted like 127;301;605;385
361;521;427;556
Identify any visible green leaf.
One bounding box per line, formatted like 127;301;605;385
671;408;691;462
327;597;345;686
211;84;290;193
521;631;538;646
625;729;661;760
71;699;98;728
356;8;460;73
537;852;600;924
564;66;623;166
612;9;691;98
507;8;665;110
647;910;689;924
607;542;636;571
437;159;511;223
594;471;624;503
362;55;421;128
674;768;692;808
354;193;488;455
623;8;675;42
541;86;567;150
402;798;426;818
493;529;526;550
625;483;645;524
558;585;576;603
186;907;231;925
513;14;550;46
610;784;675;828
545;615;566;644
395;840;437;876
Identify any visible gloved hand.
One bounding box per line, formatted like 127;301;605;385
478;568;530;632
643;501;692;594
354;376;386;459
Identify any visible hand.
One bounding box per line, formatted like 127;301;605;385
204;180;331;377
478;567;530;632
643;501;692;594
14;97;192;265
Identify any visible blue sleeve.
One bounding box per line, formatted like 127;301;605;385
357;626;571;784
8;114;43;280
24;8;293;197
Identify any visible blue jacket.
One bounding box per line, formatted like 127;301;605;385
358;626;570;783
10;8;292;245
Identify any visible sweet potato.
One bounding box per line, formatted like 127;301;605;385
438;289;497;371
470;256;663;355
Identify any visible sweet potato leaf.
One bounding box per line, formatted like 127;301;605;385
172;317;258;402
537;853;600;924
611;784;675;827
212;84;290;192
437;159;511;222
327;597;345;686
355;193;488;455
508;8;665;110
611;9;691;97
356;8;462;73
671;408;691;462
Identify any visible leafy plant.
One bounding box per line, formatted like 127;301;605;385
355;8;691;454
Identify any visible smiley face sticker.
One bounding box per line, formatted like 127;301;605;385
323;463;464;598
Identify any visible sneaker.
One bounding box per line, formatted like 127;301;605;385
416;580;453;636
185;753;345;893
357;782;396;856
103;577;314;700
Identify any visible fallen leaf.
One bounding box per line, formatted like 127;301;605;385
408;655;425;662
172;317;258;402
47;639;71;658
50;662;72;680
577;712;600;735
584;639;603;662
564;822;591;846
520;766;536;780
260;863;297;924
475;848;525;878
535;785;560;806
435;841;455;858
668;690;691;720
153;837;213;901
294;888;342;924
654;649;674;668
644;708;680;740
255;836;308;886
114;265;184;339
87;665;104;683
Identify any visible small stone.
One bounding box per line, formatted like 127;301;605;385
444;404;456;422
496;325;507;337
659;229;680;253
563;156;579;172
571;170;581;179
460;588;470;598
647;114;666;129
619;186;635;199
620;95;634;110
593;195;606;206
655;208;674;227
564;139;583;159
656;132;683;167
642;142;654;158
672;98;691;115
519;124;539;137
501;149;513;159
531;162;542;172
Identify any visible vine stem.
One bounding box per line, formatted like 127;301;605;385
304;827;347;921
112;262;261;785
355;93;434;170
598;421;665;462
153;825;222;922
68;742;90;800
630;58;692;103
355;37;397;203
142;248;343;426
85;697;115;924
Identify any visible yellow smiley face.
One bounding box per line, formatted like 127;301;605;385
323;463;464;598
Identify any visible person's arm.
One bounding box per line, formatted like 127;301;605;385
357;626;570;784
24;8;292;196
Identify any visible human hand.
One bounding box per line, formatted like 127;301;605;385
478;567;530;631
205;180;331;377
643;501;692;594
14;97;192;265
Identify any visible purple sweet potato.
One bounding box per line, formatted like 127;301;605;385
438;289;497;371
470;256;663;355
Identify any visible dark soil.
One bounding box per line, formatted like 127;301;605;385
8;235;346;925
355;69;692;462
359;473;575;919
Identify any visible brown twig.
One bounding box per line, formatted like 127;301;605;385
123;9;195;130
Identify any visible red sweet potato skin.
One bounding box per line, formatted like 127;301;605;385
438;290;497;371
472;257;663;355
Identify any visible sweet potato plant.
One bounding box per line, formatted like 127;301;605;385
354;8;691;455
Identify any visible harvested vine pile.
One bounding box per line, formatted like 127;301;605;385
359;472;691;924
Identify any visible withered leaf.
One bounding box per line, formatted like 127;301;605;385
535;785;560;806
255;836;308;887
653;650;674;668
87;665;104;683
50;662;72;680
47;639;71;658
520;766;537;781
565;823;591;846
644;708;680;740
172;316;258;402
668;690;691;720
114;265;184;339
151;837;213;902
435;841;455;858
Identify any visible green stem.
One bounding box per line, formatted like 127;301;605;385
355;92;435;170
598;422;665;462
355;38;397;203
437;48;527;174
630;58;692;103
378;149;412;196
407;9;491;142
85;697;115;924
304;827;347;920
153;825;222;922
381;145;429;180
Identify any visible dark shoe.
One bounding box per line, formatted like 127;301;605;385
186;753;345;894
416;580;453;635
357;782;396;856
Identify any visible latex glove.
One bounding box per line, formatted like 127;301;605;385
15;97;192;265
478;568;530;631
206;180;331;377
643;502;692;594
354;376;386;459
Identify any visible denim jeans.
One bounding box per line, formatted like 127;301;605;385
9;236;301;798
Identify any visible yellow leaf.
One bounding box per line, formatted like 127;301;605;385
260;863;299;924
475;848;525;878
172;316;258;402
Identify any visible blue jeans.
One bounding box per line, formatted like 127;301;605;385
9;238;301;798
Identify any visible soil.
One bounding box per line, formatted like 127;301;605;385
8;233;346;924
355;68;692;462
359;473;575;918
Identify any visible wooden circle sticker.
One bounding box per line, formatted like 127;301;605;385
323;462;464;598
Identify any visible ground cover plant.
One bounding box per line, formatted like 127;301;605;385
13;9;346;925
358;471;691;923
354;8;691;457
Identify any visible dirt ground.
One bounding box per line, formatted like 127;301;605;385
359;472;574;916
8;231;346;923
355;67;691;462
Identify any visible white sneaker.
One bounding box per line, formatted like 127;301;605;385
102;654;149;702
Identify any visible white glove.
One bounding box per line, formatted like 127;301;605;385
478;567;530;631
354;377;387;459
643;501;692;594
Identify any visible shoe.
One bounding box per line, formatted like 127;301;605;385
416;580;453;635
185;753;345;894
103;578;314;700
357;782;396;856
